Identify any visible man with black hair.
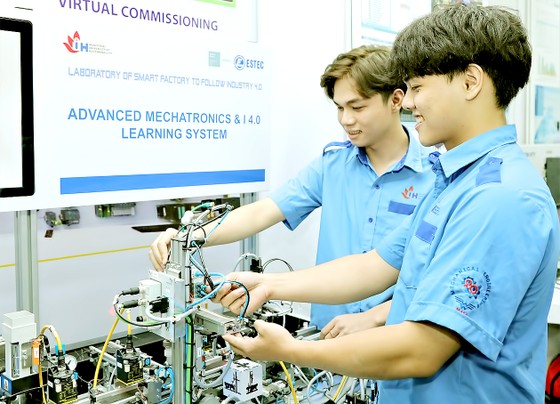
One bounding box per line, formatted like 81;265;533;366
213;5;560;403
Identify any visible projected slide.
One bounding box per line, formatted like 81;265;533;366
0;1;269;212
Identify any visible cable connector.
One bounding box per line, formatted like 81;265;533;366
121;300;140;309
191;238;206;248
250;257;263;273
239;317;257;337
125;334;133;350
121;287;140;296
149;297;169;314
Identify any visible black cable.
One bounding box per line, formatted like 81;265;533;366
263;258;294;272
163;223;206;264
166;205;231;265
227;280;251;318
6;383;47;397
113;302;166;328
193;244;215;290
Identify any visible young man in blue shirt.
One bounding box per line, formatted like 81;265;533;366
149;45;435;337
213;5;560;403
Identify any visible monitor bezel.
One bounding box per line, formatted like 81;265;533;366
0;16;34;198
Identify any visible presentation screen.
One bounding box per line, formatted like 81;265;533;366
0;17;34;198
0;1;270;212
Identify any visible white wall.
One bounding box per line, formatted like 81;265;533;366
254;1;348;318
255;0;346;268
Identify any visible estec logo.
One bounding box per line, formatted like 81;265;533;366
234;55;245;70
234;55;264;70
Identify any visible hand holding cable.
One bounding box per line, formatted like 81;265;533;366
211;271;269;316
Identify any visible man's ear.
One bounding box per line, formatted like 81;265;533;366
391;88;405;111
464;63;484;101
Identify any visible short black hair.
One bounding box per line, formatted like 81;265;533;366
390;5;532;109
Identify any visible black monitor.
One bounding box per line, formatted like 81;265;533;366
0;16;34;197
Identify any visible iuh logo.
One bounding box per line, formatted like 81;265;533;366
63;31;88;53
402;186;419;199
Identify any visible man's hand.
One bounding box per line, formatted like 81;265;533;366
212;272;270;316
223;320;294;361
320;312;374;339
320;300;392;339
149;228;178;271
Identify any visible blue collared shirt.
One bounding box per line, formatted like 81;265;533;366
376;125;560;403
271;131;435;329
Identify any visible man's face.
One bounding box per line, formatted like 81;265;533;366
333;76;396;148
403;74;465;150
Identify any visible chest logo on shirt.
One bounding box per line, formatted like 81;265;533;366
402;186;420;199
449;266;491;315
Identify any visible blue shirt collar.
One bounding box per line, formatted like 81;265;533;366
323;140;352;154
355;126;426;173
436;124;517;178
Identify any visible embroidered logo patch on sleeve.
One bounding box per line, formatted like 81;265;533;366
449;266;492;315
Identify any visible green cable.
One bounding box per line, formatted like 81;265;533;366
186;317;194;404
191;202;213;212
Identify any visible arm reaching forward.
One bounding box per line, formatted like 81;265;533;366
149;198;285;271
213;249;399;315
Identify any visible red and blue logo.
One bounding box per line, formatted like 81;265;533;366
63;32;111;55
449;266;491;315
402;185;419;199
64;31;87;53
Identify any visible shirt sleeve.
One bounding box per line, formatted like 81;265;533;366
376;213;414;270
404;185;556;361
270;155;323;231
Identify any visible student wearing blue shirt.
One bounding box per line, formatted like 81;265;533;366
149;45;434;337
213;5;560;403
